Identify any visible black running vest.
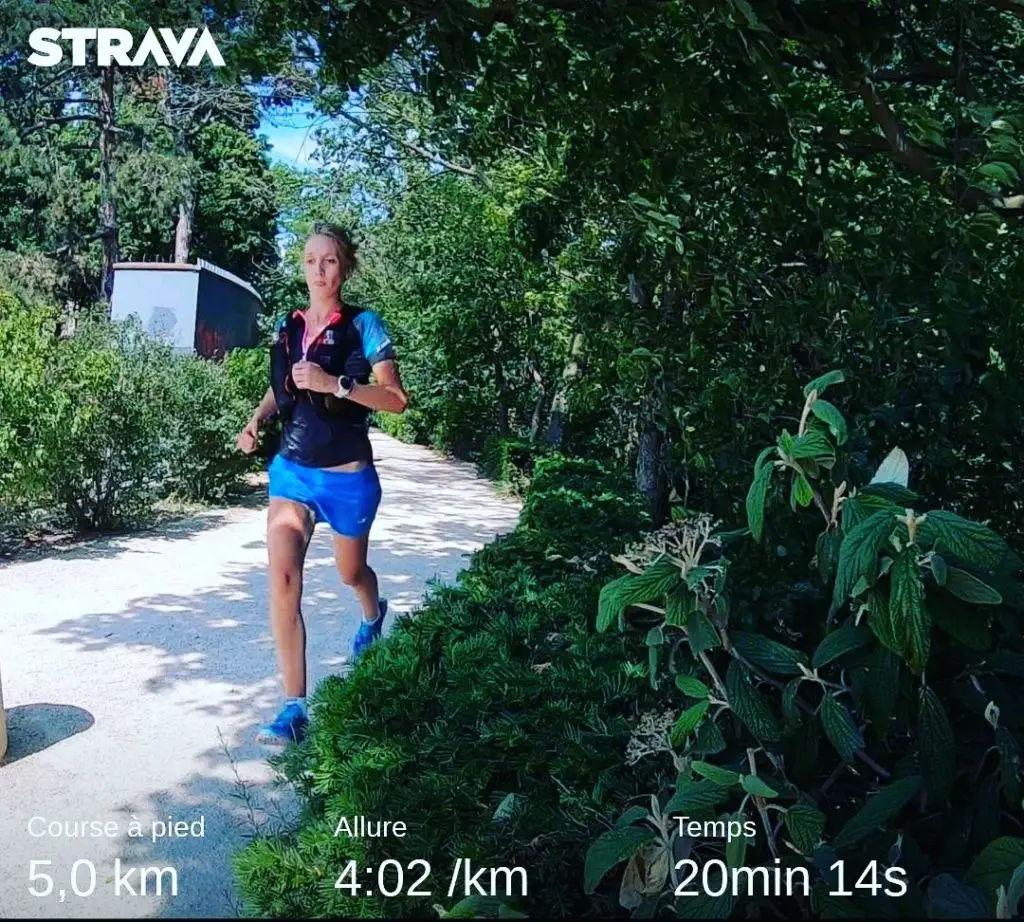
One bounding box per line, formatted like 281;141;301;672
269;305;396;468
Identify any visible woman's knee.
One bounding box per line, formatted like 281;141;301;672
337;560;367;587
269;562;303;597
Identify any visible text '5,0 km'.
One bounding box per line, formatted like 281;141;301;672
29;860;179;901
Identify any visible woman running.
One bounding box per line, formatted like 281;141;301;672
236;223;408;745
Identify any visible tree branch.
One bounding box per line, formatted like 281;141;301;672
23;114;102;134
858;77;1024;214
331;105;480;179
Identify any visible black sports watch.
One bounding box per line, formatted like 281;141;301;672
334;375;354;398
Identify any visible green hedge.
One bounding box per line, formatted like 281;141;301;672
234;458;657;918
0;292;269;535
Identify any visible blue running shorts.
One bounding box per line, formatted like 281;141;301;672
268;454;382;538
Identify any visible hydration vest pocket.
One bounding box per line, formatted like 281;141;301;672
270;337;296;418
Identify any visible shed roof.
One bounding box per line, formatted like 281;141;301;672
112;259;262;302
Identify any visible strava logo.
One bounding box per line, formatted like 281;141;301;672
28;27;225;68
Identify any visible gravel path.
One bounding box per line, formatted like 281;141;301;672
0;433;521;919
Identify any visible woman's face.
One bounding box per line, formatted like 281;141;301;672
303;234;344;300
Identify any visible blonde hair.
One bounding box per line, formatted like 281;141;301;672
309;222;359;280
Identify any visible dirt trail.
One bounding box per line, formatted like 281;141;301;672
0;433;521;918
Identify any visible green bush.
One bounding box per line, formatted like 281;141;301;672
223;346;270;410
26;310;174;531
234;462;656;918
374;406;427;445
591;371;1024;917
480;436;544;494
0;293;267;532
161;354;256;503
0;290;55;515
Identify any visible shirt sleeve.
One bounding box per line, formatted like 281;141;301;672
353;310;397;365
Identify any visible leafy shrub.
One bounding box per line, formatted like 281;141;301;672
374;405;428;445
0;293;266;531
591;371;1024;918
0;290;55;515
27;310;174;531
223;346;270;410
161;354;256;502
234;462;657;918
480;436;544;494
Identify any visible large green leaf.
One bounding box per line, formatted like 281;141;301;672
866;588;901;654
858;483;920;506
583;825;655;894
691;761;741;786
832;509;896;614
746;460;774;542
819;693;864;763
833;776;923;849
789;429;835;462
784;803;826;856
922;510;1021;572
812;622;872;669
810;398;848;445
803;369;845;399
930;594;991;651
791;472;815;509
726;660;780;742
841;495;875;531
730;631;809;676
925;874;992;919
889;544;930;674
692;718;726;756
670;701;710;747
676;674;710;699
918;685;954;802
725;811;750;869
863;645;900;733
965;837;1024;900
665;586;695;627
597;556;680;632
665;779;732;814
741;774;777;798
816;528;840;583
686;609;721;656
944;567;1003;606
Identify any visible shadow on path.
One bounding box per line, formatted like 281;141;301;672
2;704;95;765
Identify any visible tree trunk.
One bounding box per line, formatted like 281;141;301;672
174;198;192;263
494;356;510;437
546;331;584;448
635;420;669;525
98;65;119;304
633;276;678;526
528;364;545;441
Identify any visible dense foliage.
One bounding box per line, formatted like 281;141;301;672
0;291;266;542
592;373;1024;917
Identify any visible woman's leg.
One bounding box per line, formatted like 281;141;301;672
267;497;315;696
332;533;380;622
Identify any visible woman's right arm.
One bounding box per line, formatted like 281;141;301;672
252;387;278;425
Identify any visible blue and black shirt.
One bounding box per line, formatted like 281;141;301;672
270;304;396;468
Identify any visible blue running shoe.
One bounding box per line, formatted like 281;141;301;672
256;701;308;746
352;599;388;661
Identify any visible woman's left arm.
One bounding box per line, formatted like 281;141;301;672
346;360;408;414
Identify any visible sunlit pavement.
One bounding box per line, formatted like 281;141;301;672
0;432;521;918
